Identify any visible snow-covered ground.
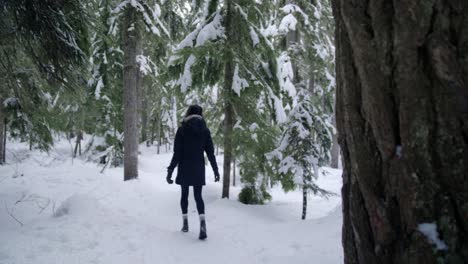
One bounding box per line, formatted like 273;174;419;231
0;139;343;264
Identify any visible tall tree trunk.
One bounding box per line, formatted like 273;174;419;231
222;98;233;198
222;0;234;199
0;108;4;165
332;0;468;263
122;6;140;181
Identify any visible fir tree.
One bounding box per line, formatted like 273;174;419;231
0;0;89;163
268;0;336;217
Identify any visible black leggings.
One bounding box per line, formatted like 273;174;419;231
180;185;205;215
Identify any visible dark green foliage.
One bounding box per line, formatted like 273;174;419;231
238;185;271;205
0;0;89;151
0;0;89;82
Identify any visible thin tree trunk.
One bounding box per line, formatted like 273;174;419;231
157;116;161;154
122;6;140;181
79;132;82;156
232;157;236;186
141;89;148;144
0;108;4;165
73;131;82;158
150;118;156;146
301;184;307;220
222;0;234;199
332;0;468;263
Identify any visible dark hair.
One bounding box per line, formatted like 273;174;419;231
185;104;203;117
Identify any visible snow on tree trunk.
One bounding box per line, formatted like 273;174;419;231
332;0;468;263
123;6;140;181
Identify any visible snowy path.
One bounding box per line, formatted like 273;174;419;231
0;143;343;264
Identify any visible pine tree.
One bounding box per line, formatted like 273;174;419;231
267;0;336;217
79;0;125;166
0;0;89;162
98;0;169;180
269;88;333;219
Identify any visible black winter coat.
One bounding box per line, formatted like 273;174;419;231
168;114;219;186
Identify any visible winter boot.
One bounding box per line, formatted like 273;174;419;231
181;214;189;232
199;214;207;240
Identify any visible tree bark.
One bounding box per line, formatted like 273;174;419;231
332;0;468;263
330;116;340;168
222;0;234;199
122;6;140;181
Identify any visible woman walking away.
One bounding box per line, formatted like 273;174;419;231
166;105;220;240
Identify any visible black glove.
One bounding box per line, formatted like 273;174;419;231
166;175;174;184
214;171;220;182
167;168;174;184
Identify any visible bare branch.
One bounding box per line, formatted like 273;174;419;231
4;201;23;227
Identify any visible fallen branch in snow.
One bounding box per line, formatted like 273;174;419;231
15;193;51;214
14;193;27;204
4;201;23;227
